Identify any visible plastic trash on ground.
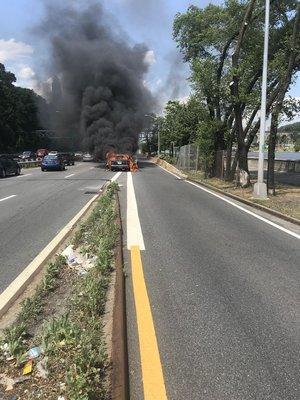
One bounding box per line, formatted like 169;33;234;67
36;357;49;379
61;245;97;276
28;346;41;359
22;359;33;375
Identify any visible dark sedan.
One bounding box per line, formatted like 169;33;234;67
59;152;75;166
41;155;66;171
0;155;21;178
110;159;130;171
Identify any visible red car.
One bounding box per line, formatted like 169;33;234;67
36;149;49;159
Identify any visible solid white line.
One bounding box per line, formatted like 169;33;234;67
17;174;32;178
127;172;145;250
65;174;75;178
110;171;122;182
0;195;17;203
157;165;300;240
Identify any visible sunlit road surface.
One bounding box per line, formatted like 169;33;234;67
0;162;115;292
118;159;300;400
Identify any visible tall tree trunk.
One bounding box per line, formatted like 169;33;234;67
230;0;256;187
229;152;239;182
225;135;233;181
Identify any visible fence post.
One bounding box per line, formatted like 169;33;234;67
221;150;225;179
188;144;191;171
195;146;199;172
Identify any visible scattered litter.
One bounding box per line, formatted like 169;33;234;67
1;343;9;352
78;269;88;276
36;357;49;379
62;245;81;266
28;346;41;359
1;343;15;361
61;245;96;276
0;374;15;391
22;359;33;375
14;376;30;384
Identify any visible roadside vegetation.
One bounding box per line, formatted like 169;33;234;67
0;63;50;153
145;1;300;192
0;182;119;399
188;170;300;220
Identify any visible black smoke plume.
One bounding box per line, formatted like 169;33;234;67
39;1;154;157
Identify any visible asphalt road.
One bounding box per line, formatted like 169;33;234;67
120;161;300;400
0;162;115;292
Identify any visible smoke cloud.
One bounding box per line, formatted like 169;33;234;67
38;1;154;157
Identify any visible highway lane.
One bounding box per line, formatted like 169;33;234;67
121;161;300;400
0;162;115;292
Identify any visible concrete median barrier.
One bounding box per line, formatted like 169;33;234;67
151;157;188;179
18;160;42;168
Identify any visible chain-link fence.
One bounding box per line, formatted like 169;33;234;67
176;144;226;179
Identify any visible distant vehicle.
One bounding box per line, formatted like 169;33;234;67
110;158;130;172
59;152;75;166
41;155;66;171
106;152;137;172
0;155;21;178
19;151;36;161
36;149;49;159
49;151;58;156
74;151;83;161
82;152;94;162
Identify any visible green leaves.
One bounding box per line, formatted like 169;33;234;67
0;63;42;152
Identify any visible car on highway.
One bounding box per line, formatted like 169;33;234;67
74;151;83;161
110;159;130;171
19;151;36;161
0;155;21;178
59;152;75;166
41;154;66;171
36;148;49;159
82;152;94;162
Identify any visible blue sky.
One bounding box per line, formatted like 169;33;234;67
0;0;299;113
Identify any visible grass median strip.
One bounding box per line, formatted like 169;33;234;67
0;182;119;399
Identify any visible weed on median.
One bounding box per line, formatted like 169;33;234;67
0;182;119;399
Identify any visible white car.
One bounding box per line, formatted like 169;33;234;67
83;153;94;162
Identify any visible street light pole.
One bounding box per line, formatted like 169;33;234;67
253;0;270;199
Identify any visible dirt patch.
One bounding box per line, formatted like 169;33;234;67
188;171;300;220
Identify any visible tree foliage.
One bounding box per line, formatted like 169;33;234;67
172;0;300;185
0;63;45;153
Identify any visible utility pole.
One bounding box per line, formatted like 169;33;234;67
253;0;269;199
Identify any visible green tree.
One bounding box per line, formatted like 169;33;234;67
0;63;44;152
157;96;208;153
174;0;300;186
